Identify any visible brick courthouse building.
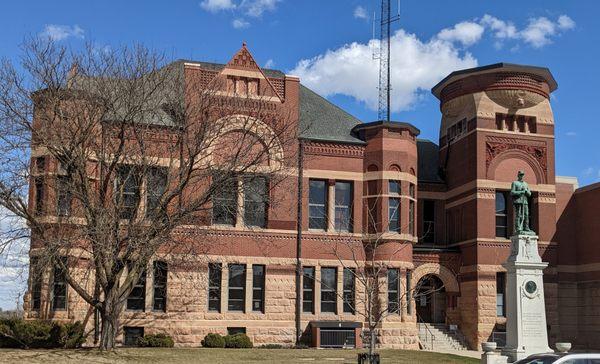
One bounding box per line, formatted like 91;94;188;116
25;45;600;350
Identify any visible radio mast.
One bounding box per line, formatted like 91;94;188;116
375;0;399;121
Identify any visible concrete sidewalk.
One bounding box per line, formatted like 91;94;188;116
422;349;483;359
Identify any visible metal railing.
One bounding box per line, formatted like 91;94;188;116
417;314;435;350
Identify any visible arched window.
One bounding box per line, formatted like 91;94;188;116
495;192;508;238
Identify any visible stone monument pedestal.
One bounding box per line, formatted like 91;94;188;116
501;234;552;362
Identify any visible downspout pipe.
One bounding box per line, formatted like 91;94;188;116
295;138;304;345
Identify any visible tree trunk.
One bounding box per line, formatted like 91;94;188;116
99;312;118;351
369;327;376;359
99;292;122;351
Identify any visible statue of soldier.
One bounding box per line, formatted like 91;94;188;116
510;170;535;235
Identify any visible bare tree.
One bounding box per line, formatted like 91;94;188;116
312;197;445;362
0;38;298;350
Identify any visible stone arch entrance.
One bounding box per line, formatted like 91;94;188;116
412;263;460;324
415;275;446;323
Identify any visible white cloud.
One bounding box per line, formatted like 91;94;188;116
40;24;84;41
291;29;477;112
521;17;558;48
200;0;236;12
437;21;485;46
264;59;275;68
558;15;576;30
243;0;280;17
583;167;594;177
0;208;29;310
480;15;518;39
200;0;280;28
566;131;577;137
480;14;575;49
354;6;368;20
232;18;250;29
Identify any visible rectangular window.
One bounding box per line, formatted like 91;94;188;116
302;266;315;313
387;268;399;314
409;183;415;198
228;264;246;312
30;257;42;311
409;200;415;236
244;176;268;228
35;156;46;174
116;165;141;219
321;267;337;313
126;263;146;311
334;181;352;232
252;265;265;313
406;269;413;315
212;178;237;225
34;178;44;215
57;176;72;216
248;80;259;96
422;200;435;243
388;198;400;232
496;192;508;238
146;167;168;217
52;257;67;311
153;261;167;312
124;327;144;346
496;272;506;317
208;263;222;312
343;268;355;314
389;180;401;195
227;327;247;336
309;180;327;230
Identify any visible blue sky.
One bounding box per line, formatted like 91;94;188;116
0;0;597;308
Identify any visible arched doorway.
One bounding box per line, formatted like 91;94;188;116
415;274;446;324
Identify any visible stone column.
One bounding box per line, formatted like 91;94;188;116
327;181;335;232
221;265;228;314
236;178;244;228
315;266;321;315
400;268;407;322
145;261;153;312
336;267;343;315
245;263;252;314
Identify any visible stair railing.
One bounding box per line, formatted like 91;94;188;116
416;313;435;350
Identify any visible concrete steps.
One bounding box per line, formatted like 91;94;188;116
418;323;469;351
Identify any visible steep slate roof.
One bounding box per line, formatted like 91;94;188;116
417;139;444;183
298;85;364;144
72;56;442;182
178;60;364;144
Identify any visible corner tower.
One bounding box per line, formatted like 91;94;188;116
431;63;559;348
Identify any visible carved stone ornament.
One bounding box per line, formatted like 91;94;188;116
441;94;470;118
485;89;546;109
485;138;547;172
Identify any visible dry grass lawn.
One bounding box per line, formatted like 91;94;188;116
0;348;479;364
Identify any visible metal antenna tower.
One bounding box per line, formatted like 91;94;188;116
375;0;399;121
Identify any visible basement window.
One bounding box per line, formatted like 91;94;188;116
123;326;144;346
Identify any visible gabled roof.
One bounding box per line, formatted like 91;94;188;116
298;85;364;144
431;62;558;99
177;60;285;79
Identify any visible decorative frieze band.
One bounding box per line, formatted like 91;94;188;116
303;141;365;158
